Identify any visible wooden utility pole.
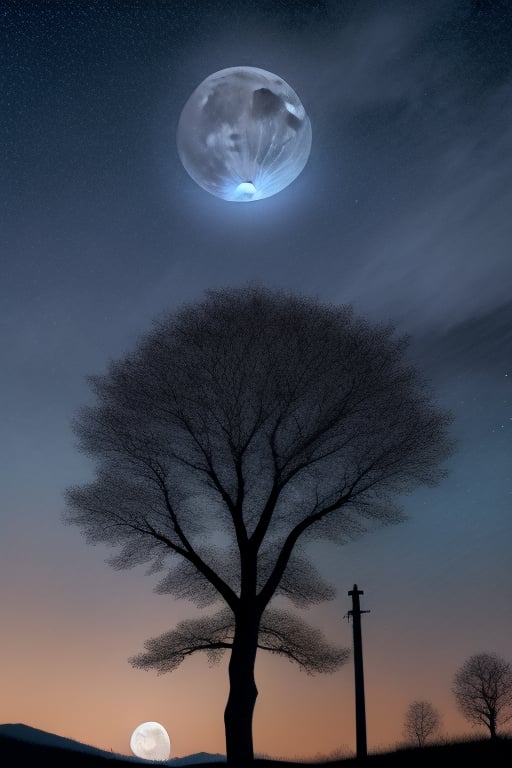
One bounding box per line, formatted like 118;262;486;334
347;584;369;759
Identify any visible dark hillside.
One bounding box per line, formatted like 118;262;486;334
0;731;135;767
256;737;512;768
1;729;511;768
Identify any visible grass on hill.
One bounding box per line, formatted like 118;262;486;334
1;728;511;768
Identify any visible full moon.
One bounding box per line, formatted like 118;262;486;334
130;721;171;761
176;66;312;202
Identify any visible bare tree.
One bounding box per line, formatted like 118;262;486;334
452;652;512;739
403;700;441;747
63;286;454;767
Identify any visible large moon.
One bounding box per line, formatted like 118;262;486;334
176;66;312;202
130;721;171;761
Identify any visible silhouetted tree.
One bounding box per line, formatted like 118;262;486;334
452;652;512;739
64;286;454;767
403;700;441;747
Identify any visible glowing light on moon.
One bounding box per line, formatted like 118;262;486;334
176;66;312;202
130;721;171;761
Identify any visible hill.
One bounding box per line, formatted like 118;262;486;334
0;723;511;767
0;724;225;767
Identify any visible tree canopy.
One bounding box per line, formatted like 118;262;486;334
64;285;454;765
403;700;441;747
453;652;512;739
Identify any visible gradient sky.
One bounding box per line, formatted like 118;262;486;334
1;0;511;760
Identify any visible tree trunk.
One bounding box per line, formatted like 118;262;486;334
224;615;259;768
489;712;497;739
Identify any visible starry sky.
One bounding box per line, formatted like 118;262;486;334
1;0;511;760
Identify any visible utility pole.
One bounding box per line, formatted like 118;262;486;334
347;584;370;759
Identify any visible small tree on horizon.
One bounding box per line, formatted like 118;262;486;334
452;652;512;739
403;700;441;747
63;285;454;767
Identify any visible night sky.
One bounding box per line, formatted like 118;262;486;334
1;0;511;760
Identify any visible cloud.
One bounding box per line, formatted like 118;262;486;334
297;1;512;332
